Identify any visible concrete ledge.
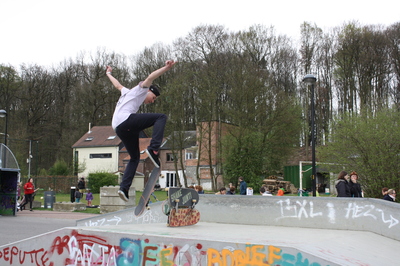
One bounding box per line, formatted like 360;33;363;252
77;202;167;227
79;194;400;242
32;201;41;208
100;186;135;214
196;195;400;241
53;202;86;212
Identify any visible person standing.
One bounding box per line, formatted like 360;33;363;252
106;60;177;202
335;171;351;197
349;171;362;197
239;177;247;195
77;177;86;194
86;189;93;206
17;182;22;211
74;190;82;203
383;189;396;202
20;178;39;211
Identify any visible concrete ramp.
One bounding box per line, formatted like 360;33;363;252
77;201;167;227
1;195;399;265
195;195;400;241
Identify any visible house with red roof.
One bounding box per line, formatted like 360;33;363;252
72;121;229;191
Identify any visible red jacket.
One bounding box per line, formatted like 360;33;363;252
24;182;35;195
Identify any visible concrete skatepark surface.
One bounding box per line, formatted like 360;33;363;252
0;210;98;246
82;221;399;265
0;195;399;265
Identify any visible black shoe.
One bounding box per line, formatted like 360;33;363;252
146;149;160;168
30;209;33;212
118;189;129;202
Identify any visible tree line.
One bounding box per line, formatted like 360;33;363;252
0;21;399;195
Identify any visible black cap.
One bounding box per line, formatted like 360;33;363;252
149;84;160;96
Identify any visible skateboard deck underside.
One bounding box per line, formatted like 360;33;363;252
168;208;200;227
168;187;199;208
134;167;161;216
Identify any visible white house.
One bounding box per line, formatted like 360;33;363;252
72;125;155;191
72;126;122;178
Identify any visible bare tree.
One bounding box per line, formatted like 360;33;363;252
386;22;400;110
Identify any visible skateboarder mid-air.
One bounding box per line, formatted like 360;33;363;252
106;60;177;202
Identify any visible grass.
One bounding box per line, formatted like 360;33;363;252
145;190;169;204
31;190;169;214
31;191;101;214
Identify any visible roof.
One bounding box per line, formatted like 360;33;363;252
163;131;197;149
71;126;121;148
72;125;159;162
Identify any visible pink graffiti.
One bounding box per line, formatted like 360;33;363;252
0;230;122;266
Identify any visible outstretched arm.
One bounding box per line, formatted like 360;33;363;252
106;66;124;91
142;60;177;88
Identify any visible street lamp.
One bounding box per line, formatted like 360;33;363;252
303;74;317;197
0;109;8;146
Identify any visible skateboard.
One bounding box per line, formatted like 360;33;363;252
168;187;199;208
164;187;200;227
168;208;200;227
134;166;161;216
134;140;168;216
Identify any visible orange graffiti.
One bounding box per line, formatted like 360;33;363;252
268;245;281;264
160;247;174;266
221;249;234;265
207;244;280;266
207;248;222;265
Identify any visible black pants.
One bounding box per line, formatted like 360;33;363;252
116;113;167;191
20;194;33;210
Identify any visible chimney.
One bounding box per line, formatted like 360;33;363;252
88;123;92;134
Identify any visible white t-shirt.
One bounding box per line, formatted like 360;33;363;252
262;192;273;196
112;83;148;129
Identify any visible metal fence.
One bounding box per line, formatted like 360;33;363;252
20;176;82;194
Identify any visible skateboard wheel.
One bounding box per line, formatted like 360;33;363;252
175;199;180;202
192;199;197;203
147;207;151;210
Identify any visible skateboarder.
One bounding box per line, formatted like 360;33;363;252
106;60;177;202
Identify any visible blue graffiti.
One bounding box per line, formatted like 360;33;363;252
280;252;323;266
117;238;142;265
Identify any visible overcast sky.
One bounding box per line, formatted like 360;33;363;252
1;0;399;67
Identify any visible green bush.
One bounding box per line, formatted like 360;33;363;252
87;172;118;193
49;159;71;176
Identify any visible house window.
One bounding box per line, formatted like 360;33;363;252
107;135;116;140
166;172;177;187
90;153;112;159
85;137;94;141
166;153;176;162
185;152;193;160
